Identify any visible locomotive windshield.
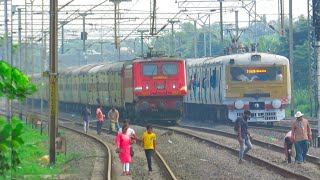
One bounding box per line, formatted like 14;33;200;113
162;64;178;75
230;66;283;82
143;64;158;76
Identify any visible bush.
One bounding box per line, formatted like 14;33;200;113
286;89;311;116
0;117;24;176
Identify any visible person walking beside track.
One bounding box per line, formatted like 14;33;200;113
291;111;312;164
108;106;120;134
116;124;133;176
140;125;157;173
81;105;91;133
118;120;141;141
236;110;253;164
96;105;105;135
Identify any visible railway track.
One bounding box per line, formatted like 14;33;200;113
58;116;178;180
151;124;318;180
0;110;112;180
179;124;320;166
2;107;178;180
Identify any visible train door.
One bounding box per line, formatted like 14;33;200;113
209;65;218;104
187;68;193;102
191;68;198;103
199;67;203;104
218;66;223;103
201;67;210;104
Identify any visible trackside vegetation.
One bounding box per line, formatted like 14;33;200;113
0;60;36;177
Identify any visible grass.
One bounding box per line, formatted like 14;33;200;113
9;125;79;179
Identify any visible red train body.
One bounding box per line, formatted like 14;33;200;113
129;58;187;122
30;58;187;124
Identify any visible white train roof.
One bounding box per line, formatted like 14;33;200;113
71;64;96;76
88;64;106;74
79;64;101;75
98;61;125;72
208;53;288;65
186;53;289;68
186;57;214;67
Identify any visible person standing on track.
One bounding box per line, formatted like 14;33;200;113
108;106;120;134
116;124;132;176
140;125;157;173
96;105;104;135
237;110;253;164
81;105;91;133
291;111;312;164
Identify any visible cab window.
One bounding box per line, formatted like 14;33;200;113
162;64;177;75
143;64;157;76
230;66;282;82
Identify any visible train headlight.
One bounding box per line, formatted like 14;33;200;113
272;99;281;109
173;83;176;89
146;84;149;90
235;100;244;109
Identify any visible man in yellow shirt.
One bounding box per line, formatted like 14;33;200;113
140;125;156;172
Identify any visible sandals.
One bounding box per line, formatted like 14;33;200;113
126;172;131;176
122;172;126;176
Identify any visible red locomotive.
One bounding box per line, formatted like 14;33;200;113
30;57;187;124
125;58;187;123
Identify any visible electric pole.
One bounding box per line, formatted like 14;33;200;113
194;20;197;58
80;13;88;64
59;21;68;54
4;0;10;122
168;20;179;57
137;29;149;57
219;1;223;42
289;0;295;117
313;0;320;147
49;0;58;163
18;8;23;120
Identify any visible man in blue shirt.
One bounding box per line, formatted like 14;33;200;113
237;110;253;164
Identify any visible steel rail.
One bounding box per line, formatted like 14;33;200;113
61;117;178;180
152;125;313;180
179;124;320;166
0;110;112;180
4;107;177;180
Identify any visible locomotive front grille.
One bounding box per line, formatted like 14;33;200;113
249;102;265;110
236;111;277;121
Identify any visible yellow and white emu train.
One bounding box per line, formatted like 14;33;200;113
184;53;291;125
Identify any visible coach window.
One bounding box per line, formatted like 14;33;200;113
162;64;177;75
143;64;158;76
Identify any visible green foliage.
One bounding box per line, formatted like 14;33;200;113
0;117;25;176
286;89;311;116
294;89;311;115
0;60;37;177
0;60;37;100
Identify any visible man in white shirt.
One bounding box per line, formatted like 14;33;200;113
118;121;141;141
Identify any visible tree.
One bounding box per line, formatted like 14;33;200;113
0;60;37;176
